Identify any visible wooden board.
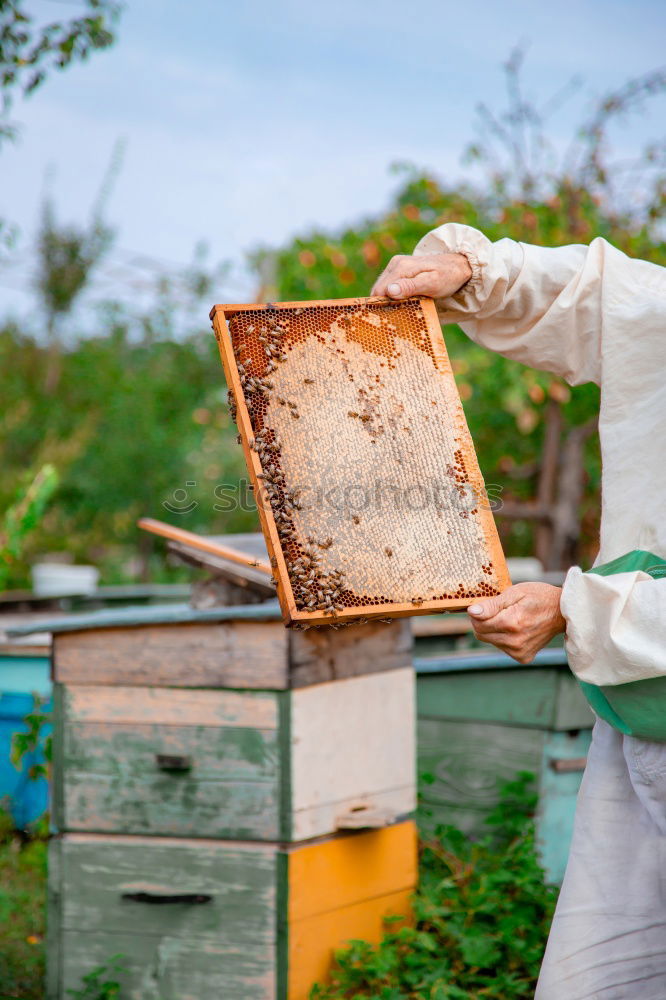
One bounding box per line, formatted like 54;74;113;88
56;686;281;839
53;621;290;689
289;617;412;688
417;717;544;835
49;835;277;1000
52;616;414;691
286;821;417;922
416;664;594;730
288;890;412;999
138;517;273;576
289;667;416;840
536;729;592;884
211;297;510;625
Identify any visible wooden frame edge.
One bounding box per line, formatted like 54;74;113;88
211;309;298;622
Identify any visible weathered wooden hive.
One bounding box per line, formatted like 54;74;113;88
210;297;510;625
415;647;594;883
41;602;417;999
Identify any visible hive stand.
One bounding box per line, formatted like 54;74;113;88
40;602;417;999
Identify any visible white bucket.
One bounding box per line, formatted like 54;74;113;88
31;563;100;597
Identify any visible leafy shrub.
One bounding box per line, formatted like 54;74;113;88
311;773;557;1000
66;956;127;1000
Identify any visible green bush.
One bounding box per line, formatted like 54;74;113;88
311;774;557;1000
0;809;48;1000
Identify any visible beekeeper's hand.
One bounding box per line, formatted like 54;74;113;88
467;583;566;664
371;252;472;300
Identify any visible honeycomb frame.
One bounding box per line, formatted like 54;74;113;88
210;296;511;626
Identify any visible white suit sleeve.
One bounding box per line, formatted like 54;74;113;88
561;569;666;685
413;223;604;386
415;223;666;687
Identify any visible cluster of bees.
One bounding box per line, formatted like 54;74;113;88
228;311;355;619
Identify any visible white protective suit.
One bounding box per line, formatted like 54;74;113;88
414;223;666;999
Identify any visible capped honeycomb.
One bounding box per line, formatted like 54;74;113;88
210;296;510;626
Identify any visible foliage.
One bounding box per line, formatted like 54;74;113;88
0;463;58;589
311;774;557;1000
0;0;122;145
67;956;128;1000
11;693;52;783
0;313;254;587
269;56;666;565
0;808;47;999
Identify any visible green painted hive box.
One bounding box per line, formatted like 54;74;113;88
415;647;594;883
41;603;416;842
48;822;417;1000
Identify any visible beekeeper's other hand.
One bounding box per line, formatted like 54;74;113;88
467;583;566;664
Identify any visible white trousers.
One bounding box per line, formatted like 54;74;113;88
536;719;666;999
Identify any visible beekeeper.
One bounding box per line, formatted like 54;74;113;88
372;225;666;1000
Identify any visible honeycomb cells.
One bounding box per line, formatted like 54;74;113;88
225;299;504;619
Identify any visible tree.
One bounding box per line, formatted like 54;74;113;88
0;0;121;145
0;0;123;253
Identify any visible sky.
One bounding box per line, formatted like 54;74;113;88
1;0;665;320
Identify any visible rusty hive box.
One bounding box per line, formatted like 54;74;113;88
210;296;510;625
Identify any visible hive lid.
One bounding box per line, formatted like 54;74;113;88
210;296;510;626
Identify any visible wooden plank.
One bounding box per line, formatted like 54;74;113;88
59;930;275;1000
287;889;413;1000
290;668;416;840
288;618;412;687
58;834;276;938
554;671;595;730
53;834;277;1000
60;721;281;839
416;667;560;728
51;683;65;831
417;717;544;836
287;821;417;922
411;614;472;637
138;517;273;576
168;539;275;596
53;621;289;689
46;838;62;1000
64;685;279;729
536;729;592;884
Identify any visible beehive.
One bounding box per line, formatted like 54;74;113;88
210;296;510;625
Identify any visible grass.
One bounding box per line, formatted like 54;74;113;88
0;809;47;1000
